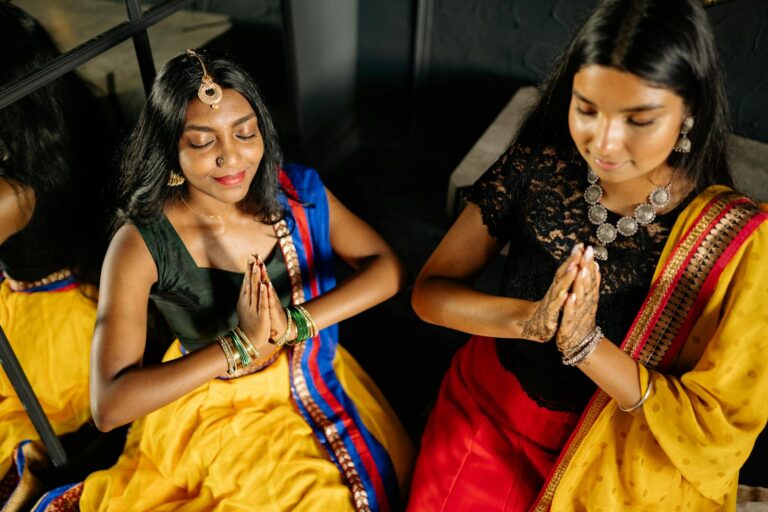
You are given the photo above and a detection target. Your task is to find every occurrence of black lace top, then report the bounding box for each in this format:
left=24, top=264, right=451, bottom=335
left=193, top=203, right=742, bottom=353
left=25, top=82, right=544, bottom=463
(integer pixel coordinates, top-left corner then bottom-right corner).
left=463, top=143, right=693, bottom=413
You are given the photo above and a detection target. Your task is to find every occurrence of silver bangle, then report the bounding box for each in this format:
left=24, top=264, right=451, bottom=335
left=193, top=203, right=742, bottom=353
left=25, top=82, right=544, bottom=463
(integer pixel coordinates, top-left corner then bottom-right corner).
left=618, top=379, right=654, bottom=413
left=561, top=326, right=603, bottom=366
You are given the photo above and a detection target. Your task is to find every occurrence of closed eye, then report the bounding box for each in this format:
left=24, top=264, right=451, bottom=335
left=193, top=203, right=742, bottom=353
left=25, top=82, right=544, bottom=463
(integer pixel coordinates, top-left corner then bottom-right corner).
left=190, top=140, right=214, bottom=149
left=628, top=118, right=655, bottom=127
left=575, top=106, right=596, bottom=117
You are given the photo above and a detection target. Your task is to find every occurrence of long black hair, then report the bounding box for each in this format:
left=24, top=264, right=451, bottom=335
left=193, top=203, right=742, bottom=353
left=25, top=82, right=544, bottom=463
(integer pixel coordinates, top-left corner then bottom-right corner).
left=518, top=0, right=733, bottom=190
left=116, top=50, right=284, bottom=226
left=0, top=3, right=116, bottom=285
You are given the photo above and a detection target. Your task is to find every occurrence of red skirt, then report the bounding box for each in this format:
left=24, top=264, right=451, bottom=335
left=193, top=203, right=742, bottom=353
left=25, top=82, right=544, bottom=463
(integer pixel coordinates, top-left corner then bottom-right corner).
left=407, top=337, right=579, bottom=511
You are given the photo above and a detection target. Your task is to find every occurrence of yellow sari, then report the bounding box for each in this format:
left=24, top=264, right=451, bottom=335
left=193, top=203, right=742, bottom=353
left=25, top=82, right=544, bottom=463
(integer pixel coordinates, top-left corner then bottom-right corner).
left=532, top=186, right=768, bottom=511
left=0, top=279, right=95, bottom=478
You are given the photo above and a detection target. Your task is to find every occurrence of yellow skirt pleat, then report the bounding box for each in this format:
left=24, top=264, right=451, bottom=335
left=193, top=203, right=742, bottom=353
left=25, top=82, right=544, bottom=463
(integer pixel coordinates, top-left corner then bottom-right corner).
left=80, top=341, right=413, bottom=511
left=0, top=280, right=96, bottom=476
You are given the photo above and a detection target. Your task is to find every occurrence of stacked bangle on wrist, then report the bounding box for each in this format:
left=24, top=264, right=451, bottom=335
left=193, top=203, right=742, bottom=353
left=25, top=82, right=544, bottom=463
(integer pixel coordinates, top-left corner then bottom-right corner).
left=560, top=326, right=603, bottom=366
left=294, top=305, right=318, bottom=342
left=217, top=335, right=237, bottom=376
left=270, top=304, right=318, bottom=347
left=217, top=326, right=263, bottom=376
left=232, top=326, right=261, bottom=361
left=270, top=308, right=295, bottom=347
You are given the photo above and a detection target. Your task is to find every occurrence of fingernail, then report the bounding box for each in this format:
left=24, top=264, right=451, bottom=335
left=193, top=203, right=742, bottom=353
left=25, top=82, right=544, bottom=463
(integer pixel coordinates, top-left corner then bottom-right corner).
left=569, top=293, right=577, bottom=303
left=571, top=243, right=584, bottom=256
left=558, top=289, right=567, bottom=298
left=585, top=246, right=594, bottom=261
left=568, top=263, right=576, bottom=273
left=580, top=267, right=588, bottom=278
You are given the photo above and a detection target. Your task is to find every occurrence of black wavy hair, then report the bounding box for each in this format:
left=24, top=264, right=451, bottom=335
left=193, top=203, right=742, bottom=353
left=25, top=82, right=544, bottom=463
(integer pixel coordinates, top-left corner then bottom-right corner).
left=116, top=50, right=284, bottom=226
left=0, top=2, right=116, bottom=285
left=518, top=0, right=733, bottom=191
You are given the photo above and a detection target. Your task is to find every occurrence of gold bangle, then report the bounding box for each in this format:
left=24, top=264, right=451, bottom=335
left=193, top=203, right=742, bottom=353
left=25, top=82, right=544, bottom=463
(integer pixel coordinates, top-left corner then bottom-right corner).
left=296, top=304, right=318, bottom=338
left=271, top=308, right=294, bottom=347
left=234, top=326, right=262, bottom=360
left=618, top=379, right=654, bottom=413
left=217, top=336, right=237, bottom=376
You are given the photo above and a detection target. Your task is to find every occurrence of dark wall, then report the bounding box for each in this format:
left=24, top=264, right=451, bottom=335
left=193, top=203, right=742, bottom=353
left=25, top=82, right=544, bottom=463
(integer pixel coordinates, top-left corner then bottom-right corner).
left=354, top=0, right=768, bottom=175
left=708, top=0, right=768, bottom=142
left=357, top=0, right=414, bottom=142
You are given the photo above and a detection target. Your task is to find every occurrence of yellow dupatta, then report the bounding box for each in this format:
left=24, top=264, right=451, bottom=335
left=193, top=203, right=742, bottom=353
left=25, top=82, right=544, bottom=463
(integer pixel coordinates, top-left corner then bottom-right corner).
left=533, top=186, right=768, bottom=511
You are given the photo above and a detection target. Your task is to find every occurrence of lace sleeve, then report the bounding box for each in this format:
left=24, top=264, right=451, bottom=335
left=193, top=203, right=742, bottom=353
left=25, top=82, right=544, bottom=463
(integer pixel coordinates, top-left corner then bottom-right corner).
left=462, top=143, right=535, bottom=242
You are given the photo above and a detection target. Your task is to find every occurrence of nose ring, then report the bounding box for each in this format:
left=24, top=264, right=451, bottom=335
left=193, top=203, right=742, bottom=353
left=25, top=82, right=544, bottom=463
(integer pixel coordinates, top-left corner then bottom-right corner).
left=216, top=156, right=224, bottom=168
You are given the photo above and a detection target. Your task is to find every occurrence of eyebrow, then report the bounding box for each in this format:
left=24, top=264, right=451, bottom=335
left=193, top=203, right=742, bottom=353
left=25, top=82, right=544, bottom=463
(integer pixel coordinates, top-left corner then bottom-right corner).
left=572, top=90, right=664, bottom=112
left=184, top=113, right=257, bottom=132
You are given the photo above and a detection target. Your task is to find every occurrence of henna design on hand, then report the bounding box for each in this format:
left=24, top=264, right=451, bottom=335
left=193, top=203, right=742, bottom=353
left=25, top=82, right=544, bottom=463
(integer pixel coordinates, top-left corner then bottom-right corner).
left=557, top=262, right=600, bottom=352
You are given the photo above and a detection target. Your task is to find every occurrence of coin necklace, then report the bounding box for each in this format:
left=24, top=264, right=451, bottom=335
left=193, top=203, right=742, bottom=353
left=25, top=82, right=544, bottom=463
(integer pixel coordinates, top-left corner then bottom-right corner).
left=583, top=169, right=672, bottom=261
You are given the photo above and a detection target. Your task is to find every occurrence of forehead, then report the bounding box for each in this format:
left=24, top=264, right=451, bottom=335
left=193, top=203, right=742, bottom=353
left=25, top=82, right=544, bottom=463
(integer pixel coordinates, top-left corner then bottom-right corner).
left=184, top=88, right=256, bottom=126
left=572, top=65, right=682, bottom=109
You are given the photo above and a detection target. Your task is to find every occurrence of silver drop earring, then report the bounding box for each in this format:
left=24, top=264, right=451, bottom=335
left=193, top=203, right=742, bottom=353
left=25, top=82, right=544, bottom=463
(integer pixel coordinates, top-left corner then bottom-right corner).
left=674, top=116, right=695, bottom=153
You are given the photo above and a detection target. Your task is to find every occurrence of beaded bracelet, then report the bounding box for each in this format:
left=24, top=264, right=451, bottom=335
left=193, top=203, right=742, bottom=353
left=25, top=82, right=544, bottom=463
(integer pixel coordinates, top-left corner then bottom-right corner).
left=618, top=378, right=655, bottom=413
left=561, top=326, right=603, bottom=366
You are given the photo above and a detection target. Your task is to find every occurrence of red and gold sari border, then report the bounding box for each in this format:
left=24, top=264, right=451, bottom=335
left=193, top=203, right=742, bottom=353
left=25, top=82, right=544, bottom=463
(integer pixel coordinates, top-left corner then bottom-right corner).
left=531, top=189, right=765, bottom=510
left=631, top=193, right=752, bottom=368
left=277, top=170, right=391, bottom=512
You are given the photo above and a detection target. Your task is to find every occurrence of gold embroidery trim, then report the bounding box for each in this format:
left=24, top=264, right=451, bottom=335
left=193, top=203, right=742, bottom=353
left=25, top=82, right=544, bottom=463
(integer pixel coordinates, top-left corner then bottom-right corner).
left=638, top=196, right=757, bottom=368
left=533, top=191, right=757, bottom=510
left=274, top=215, right=373, bottom=512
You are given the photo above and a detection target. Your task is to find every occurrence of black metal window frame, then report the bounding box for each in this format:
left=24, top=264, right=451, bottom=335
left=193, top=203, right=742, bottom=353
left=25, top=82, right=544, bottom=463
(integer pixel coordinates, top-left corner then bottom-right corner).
left=0, top=0, right=195, bottom=469
left=0, top=0, right=195, bottom=110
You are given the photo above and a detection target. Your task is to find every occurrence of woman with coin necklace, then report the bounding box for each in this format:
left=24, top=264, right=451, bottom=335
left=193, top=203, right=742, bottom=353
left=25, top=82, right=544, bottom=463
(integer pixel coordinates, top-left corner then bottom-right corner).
left=407, top=0, right=768, bottom=510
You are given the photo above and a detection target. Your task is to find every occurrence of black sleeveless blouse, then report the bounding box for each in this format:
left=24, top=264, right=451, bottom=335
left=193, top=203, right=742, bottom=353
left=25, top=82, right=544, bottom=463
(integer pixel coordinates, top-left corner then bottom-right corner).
left=135, top=215, right=291, bottom=353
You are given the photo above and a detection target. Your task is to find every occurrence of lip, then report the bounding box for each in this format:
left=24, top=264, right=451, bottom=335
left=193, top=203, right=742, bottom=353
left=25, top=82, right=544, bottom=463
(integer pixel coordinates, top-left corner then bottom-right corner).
left=593, top=157, right=626, bottom=171
left=213, top=171, right=246, bottom=186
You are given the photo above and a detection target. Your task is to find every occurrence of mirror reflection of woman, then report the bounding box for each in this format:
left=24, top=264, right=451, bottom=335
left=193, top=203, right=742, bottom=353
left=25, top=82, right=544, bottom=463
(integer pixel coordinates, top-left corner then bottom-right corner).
left=407, top=0, right=768, bottom=510
left=0, top=3, right=116, bottom=501
left=38, top=51, right=412, bottom=511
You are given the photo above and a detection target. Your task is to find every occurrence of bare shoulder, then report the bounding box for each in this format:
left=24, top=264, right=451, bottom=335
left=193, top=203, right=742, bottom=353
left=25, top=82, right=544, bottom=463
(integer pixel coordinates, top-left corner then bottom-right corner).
left=0, top=179, right=34, bottom=244
left=102, top=223, right=158, bottom=291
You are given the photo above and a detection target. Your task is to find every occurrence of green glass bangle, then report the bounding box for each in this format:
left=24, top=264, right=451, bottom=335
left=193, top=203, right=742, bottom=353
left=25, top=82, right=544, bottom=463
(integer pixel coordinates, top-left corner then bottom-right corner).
left=229, top=329, right=251, bottom=367
left=288, top=307, right=302, bottom=343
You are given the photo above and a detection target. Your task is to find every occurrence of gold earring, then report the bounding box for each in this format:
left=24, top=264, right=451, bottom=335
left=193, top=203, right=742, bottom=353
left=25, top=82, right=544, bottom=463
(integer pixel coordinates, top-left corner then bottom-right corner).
left=674, top=116, right=695, bottom=153
left=167, top=170, right=185, bottom=187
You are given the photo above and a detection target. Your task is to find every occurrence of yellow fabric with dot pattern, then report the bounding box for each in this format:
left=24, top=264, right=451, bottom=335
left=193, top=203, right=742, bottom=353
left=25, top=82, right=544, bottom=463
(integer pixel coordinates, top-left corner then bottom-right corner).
left=552, top=187, right=768, bottom=511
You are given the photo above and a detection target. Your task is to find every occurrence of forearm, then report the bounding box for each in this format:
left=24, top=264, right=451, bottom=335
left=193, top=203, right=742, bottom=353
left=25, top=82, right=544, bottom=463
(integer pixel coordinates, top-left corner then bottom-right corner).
left=92, top=342, right=227, bottom=431
left=576, top=337, right=643, bottom=409
left=412, top=275, right=536, bottom=339
left=301, top=253, right=406, bottom=330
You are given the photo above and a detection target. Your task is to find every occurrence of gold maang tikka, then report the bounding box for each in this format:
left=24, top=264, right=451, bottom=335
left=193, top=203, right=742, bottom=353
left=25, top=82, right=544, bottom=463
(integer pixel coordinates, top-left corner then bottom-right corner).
left=187, top=49, right=222, bottom=109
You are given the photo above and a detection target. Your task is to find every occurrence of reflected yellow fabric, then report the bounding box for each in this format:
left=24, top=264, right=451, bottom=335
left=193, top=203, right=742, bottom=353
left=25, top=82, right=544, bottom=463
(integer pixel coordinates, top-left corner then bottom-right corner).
left=80, top=341, right=413, bottom=511
left=552, top=187, right=768, bottom=511
left=0, top=281, right=95, bottom=476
